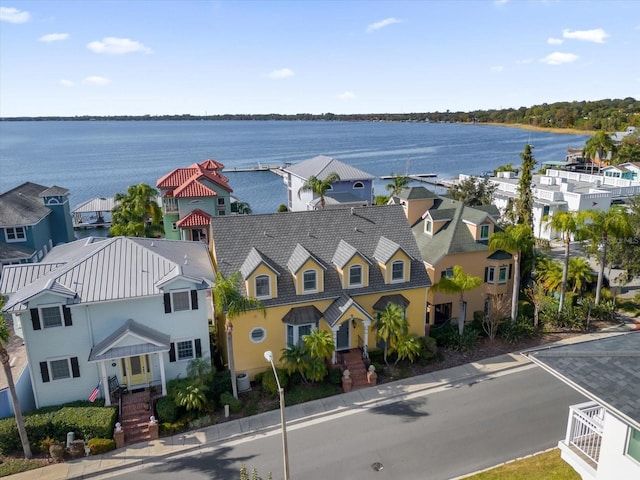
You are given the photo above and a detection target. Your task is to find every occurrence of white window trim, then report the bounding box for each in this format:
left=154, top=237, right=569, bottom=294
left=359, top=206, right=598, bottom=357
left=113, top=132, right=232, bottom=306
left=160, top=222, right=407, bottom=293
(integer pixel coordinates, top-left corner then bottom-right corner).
left=4, top=226, right=26, bottom=243
left=171, top=290, right=193, bottom=312
left=425, top=220, right=433, bottom=235
left=249, top=327, right=266, bottom=344
left=479, top=224, right=490, bottom=240
left=302, top=269, right=318, bottom=293
left=171, top=222, right=178, bottom=232
left=40, top=304, right=64, bottom=329
left=175, top=338, right=196, bottom=361
left=348, top=264, right=363, bottom=288
left=286, top=323, right=315, bottom=348
left=255, top=274, right=272, bottom=299
left=217, top=198, right=226, bottom=206
left=627, top=426, right=640, bottom=464
left=48, top=357, right=72, bottom=381
left=486, top=267, right=496, bottom=284
left=498, top=266, right=508, bottom=284
left=391, top=260, right=405, bottom=283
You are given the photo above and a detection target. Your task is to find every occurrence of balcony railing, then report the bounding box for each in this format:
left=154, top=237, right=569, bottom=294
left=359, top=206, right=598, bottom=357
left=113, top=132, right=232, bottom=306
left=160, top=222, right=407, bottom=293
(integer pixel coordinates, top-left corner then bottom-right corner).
left=566, top=402, right=604, bottom=467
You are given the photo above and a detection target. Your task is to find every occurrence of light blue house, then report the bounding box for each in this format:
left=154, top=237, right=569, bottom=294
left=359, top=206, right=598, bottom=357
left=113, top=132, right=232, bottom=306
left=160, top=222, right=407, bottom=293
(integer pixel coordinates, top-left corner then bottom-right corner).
left=0, top=182, right=75, bottom=270
left=0, top=236, right=215, bottom=409
left=0, top=321, right=36, bottom=419
left=283, top=155, right=375, bottom=211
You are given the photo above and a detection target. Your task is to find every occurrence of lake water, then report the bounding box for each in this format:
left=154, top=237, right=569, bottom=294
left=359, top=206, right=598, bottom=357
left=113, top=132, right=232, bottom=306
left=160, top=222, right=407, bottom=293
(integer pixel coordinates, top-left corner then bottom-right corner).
left=0, top=121, right=589, bottom=214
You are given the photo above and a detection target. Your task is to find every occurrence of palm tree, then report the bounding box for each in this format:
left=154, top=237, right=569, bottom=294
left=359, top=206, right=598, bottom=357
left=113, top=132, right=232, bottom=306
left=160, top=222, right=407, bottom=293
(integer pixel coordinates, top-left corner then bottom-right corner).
left=212, top=271, right=265, bottom=398
left=302, top=329, right=334, bottom=361
left=543, top=210, right=586, bottom=312
left=488, top=223, right=534, bottom=322
left=567, top=257, right=595, bottom=294
left=280, top=344, right=310, bottom=383
left=583, top=130, right=616, bottom=171
left=385, top=173, right=410, bottom=197
left=535, top=255, right=563, bottom=294
left=430, top=266, right=482, bottom=335
left=110, top=183, right=163, bottom=237
left=299, top=173, right=340, bottom=209
left=582, top=206, right=632, bottom=304
left=0, top=297, right=32, bottom=459
left=375, top=303, right=407, bottom=365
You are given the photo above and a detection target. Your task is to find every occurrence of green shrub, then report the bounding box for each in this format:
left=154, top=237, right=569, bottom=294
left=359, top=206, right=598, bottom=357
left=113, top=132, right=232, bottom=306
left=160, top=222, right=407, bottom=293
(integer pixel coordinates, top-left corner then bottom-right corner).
left=87, top=437, right=116, bottom=455
left=328, top=367, right=342, bottom=385
left=500, top=317, right=536, bottom=345
left=261, top=367, right=288, bottom=396
left=211, top=370, right=232, bottom=399
left=416, top=336, right=438, bottom=365
left=155, top=396, right=179, bottom=423
left=220, top=392, right=243, bottom=414
left=429, top=322, right=457, bottom=347
left=159, top=420, right=187, bottom=435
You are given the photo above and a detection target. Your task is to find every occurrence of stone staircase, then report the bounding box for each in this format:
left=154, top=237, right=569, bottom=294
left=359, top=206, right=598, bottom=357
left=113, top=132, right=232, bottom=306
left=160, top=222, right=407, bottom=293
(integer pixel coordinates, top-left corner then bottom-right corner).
left=340, top=349, right=369, bottom=391
left=121, top=390, right=153, bottom=445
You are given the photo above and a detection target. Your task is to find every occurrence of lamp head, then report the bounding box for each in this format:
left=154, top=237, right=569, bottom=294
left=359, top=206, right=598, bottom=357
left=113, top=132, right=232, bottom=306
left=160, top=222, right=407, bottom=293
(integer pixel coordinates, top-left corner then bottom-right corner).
left=264, top=350, right=274, bottom=362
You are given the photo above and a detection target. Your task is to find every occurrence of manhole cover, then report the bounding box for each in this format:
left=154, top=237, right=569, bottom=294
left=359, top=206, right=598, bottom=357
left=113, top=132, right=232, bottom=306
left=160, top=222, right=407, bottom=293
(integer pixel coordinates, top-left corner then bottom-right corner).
left=371, top=462, right=384, bottom=471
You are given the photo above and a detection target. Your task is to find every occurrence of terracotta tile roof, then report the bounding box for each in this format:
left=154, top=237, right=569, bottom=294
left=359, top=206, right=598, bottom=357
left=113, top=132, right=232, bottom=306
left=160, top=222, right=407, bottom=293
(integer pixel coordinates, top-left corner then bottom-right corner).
left=198, top=159, right=225, bottom=171
left=156, top=162, right=231, bottom=194
left=173, top=175, right=219, bottom=198
left=176, top=209, right=212, bottom=227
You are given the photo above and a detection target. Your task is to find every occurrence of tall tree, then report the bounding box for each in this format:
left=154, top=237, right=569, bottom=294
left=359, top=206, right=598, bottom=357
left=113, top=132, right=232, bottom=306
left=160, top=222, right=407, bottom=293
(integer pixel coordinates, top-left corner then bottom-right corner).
left=516, top=144, right=536, bottom=229
left=375, top=303, right=407, bottom=366
left=430, top=266, right=482, bottom=335
left=614, top=131, right=640, bottom=164
left=582, top=206, right=632, bottom=304
left=212, top=272, right=265, bottom=398
left=488, top=223, right=534, bottom=322
left=543, top=211, right=587, bottom=312
left=299, top=173, right=341, bottom=209
left=385, top=173, right=410, bottom=197
left=447, top=177, right=496, bottom=206
left=110, top=183, right=163, bottom=237
left=0, top=297, right=32, bottom=459
left=583, top=130, right=616, bottom=169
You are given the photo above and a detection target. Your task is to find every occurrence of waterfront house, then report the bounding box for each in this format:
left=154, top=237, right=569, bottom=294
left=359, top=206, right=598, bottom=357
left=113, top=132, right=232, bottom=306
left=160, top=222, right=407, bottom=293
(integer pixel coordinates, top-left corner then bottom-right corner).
left=0, top=236, right=215, bottom=409
left=601, top=162, right=640, bottom=182
left=526, top=332, right=640, bottom=480
left=209, top=205, right=430, bottom=380
left=0, top=182, right=75, bottom=270
left=390, top=187, right=514, bottom=327
left=156, top=159, right=233, bottom=242
left=0, top=320, right=36, bottom=419
left=282, top=155, right=375, bottom=211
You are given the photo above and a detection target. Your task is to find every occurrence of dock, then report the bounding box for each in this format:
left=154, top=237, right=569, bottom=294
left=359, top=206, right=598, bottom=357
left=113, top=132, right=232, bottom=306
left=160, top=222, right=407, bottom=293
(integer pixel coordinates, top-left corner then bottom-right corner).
left=72, top=197, right=115, bottom=230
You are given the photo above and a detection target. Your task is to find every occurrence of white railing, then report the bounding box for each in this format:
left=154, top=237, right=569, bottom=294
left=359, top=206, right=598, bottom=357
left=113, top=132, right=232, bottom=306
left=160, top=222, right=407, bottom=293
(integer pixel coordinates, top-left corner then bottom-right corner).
left=567, top=402, right=604, bottom=466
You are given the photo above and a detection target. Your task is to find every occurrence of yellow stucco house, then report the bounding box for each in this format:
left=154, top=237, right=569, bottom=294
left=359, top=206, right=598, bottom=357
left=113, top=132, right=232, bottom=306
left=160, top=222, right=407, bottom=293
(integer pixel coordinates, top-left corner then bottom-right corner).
left=391, top=187, right=514, bottom=328
left=209, top=205, right=431, bottom=379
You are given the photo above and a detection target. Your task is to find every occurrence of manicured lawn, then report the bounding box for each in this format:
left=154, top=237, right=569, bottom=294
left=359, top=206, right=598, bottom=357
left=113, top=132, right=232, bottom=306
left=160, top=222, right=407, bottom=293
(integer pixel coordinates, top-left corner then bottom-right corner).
left=463, top=449, right=580, bottom=480
left=0, top=456, right=49, bottom=477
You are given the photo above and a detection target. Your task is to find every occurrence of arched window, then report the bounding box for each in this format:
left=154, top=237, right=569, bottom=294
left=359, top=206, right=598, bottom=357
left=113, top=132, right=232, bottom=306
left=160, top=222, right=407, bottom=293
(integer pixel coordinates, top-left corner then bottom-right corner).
left=255, top=275, right=271, bottom=298
left=303, top=269, right=317, bottom=292
left=353, top=182, right=364, bottom=189
left=349, top=264, right=363, bottom=287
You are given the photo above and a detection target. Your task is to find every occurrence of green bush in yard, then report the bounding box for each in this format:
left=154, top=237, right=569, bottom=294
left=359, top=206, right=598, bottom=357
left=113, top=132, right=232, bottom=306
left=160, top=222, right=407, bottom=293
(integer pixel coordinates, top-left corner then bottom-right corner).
left=500, top=317, right=536, bottom=345
left=87, top=437, right=116, bottom=455
left=416, top=335, right=438, bottom=365
left=156, top=395, right=179, bottom=423
left=211, top=370, right=233, bottom=399
left=261, top=367, right=288, bottom=396
left=220, top=392, right=243, bottom=413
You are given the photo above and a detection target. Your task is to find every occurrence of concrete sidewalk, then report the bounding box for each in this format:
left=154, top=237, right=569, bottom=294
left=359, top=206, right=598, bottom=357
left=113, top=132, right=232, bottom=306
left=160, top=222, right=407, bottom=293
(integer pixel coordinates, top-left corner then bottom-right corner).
left=9, top=329, right=634, bottom=480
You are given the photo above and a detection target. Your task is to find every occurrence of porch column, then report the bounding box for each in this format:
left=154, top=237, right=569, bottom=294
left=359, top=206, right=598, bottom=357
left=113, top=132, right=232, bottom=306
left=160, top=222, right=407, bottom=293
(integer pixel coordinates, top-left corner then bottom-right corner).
left=362, top=321, right=370, bottom=359
left=158, top=352, right=167, bottom=396
left=332, top=328, right=338, bottom=364
left=100, top=361, right=111, bottom=406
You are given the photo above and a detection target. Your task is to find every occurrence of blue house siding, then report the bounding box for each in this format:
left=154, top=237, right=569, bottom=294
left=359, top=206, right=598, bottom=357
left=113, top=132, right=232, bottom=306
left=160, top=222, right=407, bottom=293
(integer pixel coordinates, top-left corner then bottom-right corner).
left=0, top=364, right=35, bottom=420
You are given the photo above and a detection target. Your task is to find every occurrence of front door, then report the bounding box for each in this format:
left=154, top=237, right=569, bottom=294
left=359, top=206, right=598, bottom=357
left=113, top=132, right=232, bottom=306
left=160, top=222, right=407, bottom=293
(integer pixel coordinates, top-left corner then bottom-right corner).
left=122, top=355, right=151, bottom=387
left=336, top=321, right=350, bottom=351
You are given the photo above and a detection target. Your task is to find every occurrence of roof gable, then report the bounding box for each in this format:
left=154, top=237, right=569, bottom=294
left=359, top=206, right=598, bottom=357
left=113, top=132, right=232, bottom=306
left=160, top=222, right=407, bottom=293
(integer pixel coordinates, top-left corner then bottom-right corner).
left=157, top=162, right=232, bottom=195
left=287, top=243, right=325, bottom=274
left=0, top=182, right=54, bottom=226
left=240, top=247, right=280, bottom=279
left=176, top=208, right=212, bottom=227
left=284, top=155, right=375, bottom=181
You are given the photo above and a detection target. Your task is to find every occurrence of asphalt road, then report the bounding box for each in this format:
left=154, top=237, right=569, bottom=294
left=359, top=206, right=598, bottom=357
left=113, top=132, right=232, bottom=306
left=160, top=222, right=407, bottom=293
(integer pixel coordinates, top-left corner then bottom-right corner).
left=108, top=365, right=585, bottom=480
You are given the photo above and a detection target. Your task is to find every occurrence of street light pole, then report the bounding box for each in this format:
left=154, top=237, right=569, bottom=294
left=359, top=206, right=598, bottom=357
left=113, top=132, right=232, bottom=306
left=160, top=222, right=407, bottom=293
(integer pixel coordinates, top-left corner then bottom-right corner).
left=264, top=350, right=290, bottom=480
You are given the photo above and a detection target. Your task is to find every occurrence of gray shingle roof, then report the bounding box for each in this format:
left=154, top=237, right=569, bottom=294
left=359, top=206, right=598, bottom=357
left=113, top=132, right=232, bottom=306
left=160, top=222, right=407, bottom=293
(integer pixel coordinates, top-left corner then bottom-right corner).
left=211, top=205, right=431, bottom=308
left=1, top=237, right=215, bottom=312
left=0, top=182, right=53, bottom=226
left=397, top=186, right=439, bottom=200
left=323, top=293, right=374, bottom=327
left=39, top=186, right=69, bottom=197
left=287, top=244, right=325, bottom=274
left=240, top=247, right=279, bottom=279
left=284, top=155, right=375, bottom=181
left=373, top=236, right=410, bottom=264
left=526, top=332, right=640, bottom=430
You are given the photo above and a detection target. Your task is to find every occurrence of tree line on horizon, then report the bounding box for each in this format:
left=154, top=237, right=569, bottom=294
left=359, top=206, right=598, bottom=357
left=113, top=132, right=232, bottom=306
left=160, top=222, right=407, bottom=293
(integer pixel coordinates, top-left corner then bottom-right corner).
left=2, top=97, right=639, bottom=132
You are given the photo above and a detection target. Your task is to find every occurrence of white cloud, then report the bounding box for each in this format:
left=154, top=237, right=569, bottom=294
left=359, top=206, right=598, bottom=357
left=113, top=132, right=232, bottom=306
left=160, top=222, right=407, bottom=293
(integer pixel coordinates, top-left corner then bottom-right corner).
left=562, top=28, right=609, bottom=43
left=547, top=37, right=563, bottom=45
left=540, top=52, right=579, bottom=65
left=366, top=17, right=402, bottom=33
left=268, top=68, right=294, bottom=79
left=0, top=6, right=30, bottom=23
left=490, top=66, right=504, bottom=72
left=494, top=0, right=509, bottom=5
left=59, top=79, right=75, bottom=87
left=39, top=33, right=70, bottom=43
left=338, top=91, right=356, bottom=100
left=87, top=37, right=152, bottom=55
left=83, top=76, right=111, bottom=86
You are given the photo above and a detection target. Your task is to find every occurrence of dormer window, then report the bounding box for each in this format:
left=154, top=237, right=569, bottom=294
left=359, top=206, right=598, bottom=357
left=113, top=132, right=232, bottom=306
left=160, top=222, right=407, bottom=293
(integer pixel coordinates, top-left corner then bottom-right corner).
left=353, top=182, right=364, bottom=189
left=425, top=220, right=432, bottom=234
left=255, top=275, right=271, bottom=299
left=164, top=290, right=199, bottom=313
left=349, top=264, right=363, bottom=287
left=391, top=260, right=405, bottom=282
left=5, top=227, right=26, bottom=242
left=303, top=270, right=317, bottom=293
left=480, top=224, right=490, bottom=240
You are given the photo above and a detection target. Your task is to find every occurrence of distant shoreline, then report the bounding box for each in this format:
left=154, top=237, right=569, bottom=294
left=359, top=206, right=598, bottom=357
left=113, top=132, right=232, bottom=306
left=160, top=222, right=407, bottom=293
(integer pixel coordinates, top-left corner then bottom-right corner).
left=481, top=122, right=594, bottom=136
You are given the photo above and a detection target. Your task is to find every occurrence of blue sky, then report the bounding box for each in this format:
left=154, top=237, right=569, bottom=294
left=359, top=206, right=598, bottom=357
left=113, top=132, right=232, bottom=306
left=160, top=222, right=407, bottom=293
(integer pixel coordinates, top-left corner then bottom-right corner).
left=1, top=0, right=639, bottom=117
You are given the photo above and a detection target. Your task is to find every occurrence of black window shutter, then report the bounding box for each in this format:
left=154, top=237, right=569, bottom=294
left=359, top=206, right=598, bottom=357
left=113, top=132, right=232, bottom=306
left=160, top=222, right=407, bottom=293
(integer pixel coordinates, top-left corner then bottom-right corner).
left=164, top=293, right=172, bottom=313
left=484, top=267, right=489, bottom=282
left=40, top=362, right=50, bottom=383
left=31, top=309, right=41, bottom=330
left=169, top=343, right=176, bottom=362
left=190, top=289, right=199, bottom=310
left=63, top=306, right=73, bottom=326
left=508, top=264, right=513, bottom=279
left=71, top=357, right=80, bottom=378
left=195, top=338, right=202, bottom=358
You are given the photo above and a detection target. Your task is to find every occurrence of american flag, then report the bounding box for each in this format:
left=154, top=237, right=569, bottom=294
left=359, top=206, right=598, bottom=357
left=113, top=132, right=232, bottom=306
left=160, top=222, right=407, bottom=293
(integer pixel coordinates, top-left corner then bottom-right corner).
left=88, top=382, right=100, bottom=402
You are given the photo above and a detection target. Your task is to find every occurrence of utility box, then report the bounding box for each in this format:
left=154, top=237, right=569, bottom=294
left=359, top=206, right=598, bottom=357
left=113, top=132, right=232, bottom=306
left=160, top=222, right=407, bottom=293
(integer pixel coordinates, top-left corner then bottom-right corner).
left=237, top=373, right=251, bottom=392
